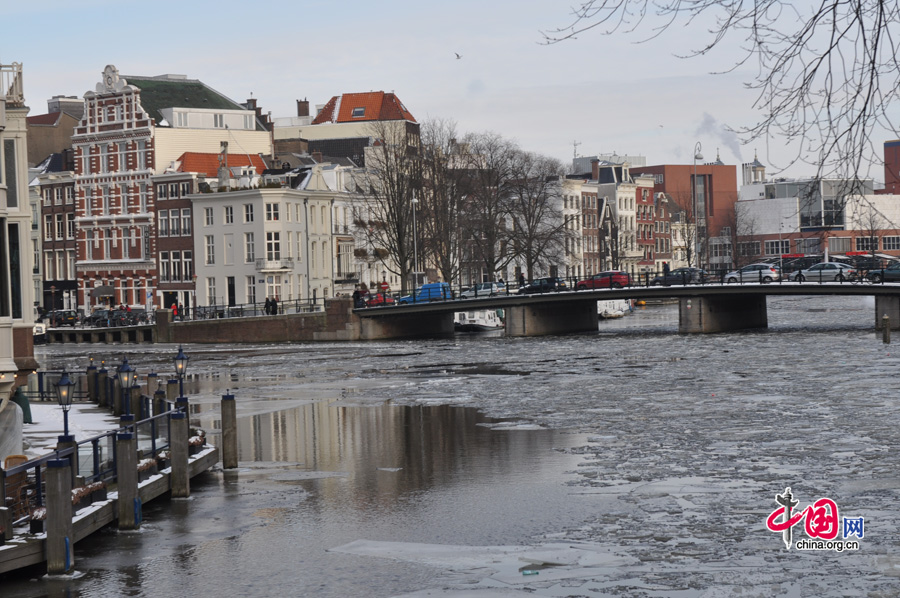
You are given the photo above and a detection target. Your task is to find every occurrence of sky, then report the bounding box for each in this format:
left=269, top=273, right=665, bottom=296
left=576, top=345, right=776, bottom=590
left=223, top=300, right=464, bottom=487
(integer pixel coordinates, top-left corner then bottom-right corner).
left=1, top=0, right=889, bottom=183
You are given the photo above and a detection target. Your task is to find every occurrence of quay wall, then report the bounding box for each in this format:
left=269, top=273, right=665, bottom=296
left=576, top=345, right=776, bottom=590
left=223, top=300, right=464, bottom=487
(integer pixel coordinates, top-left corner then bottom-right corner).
left=47, top=298, right=361, bottom=345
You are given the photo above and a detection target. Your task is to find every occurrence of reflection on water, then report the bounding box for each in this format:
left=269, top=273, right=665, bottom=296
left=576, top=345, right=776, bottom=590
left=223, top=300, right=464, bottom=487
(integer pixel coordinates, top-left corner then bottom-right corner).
left=3, top=402, right=588, bottom=598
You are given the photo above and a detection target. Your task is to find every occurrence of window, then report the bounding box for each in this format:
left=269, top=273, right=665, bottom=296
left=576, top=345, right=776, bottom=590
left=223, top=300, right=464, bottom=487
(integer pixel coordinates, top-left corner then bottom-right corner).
left=243, top=114, right=253, bottom=130
left=856, top=236, right=878, bottom=252
left=157, top=184, right=168, bottom=200
left=205, top=235, right=215, bottom=265
left=204, top=207, right=213, bottom=226
left=828, top=237, right=851, bottom=253
left=266, top=203, right=280, bottom=221
left=181, top=208, right=192, bottom=235
left=67, top=213, right=75, bottom=239
left=55, top=188, right=63, bottom=205
left=43, top=215, right=52, bottom=241
left=244, top=232, right=255, bottom=262
left=137, top=140, right=147, bottom=170
left=224, top=205, right=234, bottom=224
left=55, top=214, right=64, bottom=240
left=101, top=186, right=110, bottom=214
left=214, top=114, right=224, bottom=128
left=158, top=212, right=168, bottom=236
left=172, top=251, right=182, bottom=281
left=183, top=251, right=193, bottom=281
left=764, top=240, right=790, bottom=255
left=883, top=236, right=900, bottom=251
left=180, top=182, right=191, bottom=197
left=177, top=112, right=188, bottom=127
left=351, top=107, right=365, bottom=118
left=43, top=189, right=52, bottom=205
left=244, top=204, right=254, bottom=223
left=170, top=209, right=180, bottom=236
left=120, top=184, right=129, bottom=214
left=122, top=228, right=131, bottom=259
left=246, top=276, right=256, bottom=304
left=85, top=230, right=94, bottom=260
left=139, top=184, right=148, bottom=212
left=207, top=278, right=217, bottom=303
left=266, top=231, right=281, bottom=260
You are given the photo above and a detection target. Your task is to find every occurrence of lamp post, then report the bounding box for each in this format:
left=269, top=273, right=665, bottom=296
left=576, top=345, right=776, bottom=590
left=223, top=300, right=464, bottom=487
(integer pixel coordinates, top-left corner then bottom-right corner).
left=411, top=196, right=419, bottom=291
left=50, top=285, right=57, bottom=312
left=55, top=370, right=76, bottom=441
left=192, top=273, right=198, bottom=320
left=174, top=345, right=189, bottom=400
left=692, top=142, right=704, bottom=268
left=118, top=357, right=136, bottom=418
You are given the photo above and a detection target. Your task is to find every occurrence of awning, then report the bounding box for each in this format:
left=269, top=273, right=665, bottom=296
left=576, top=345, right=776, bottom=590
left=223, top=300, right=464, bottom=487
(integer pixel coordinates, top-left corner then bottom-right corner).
left=90, top=285, right=115, bottom=298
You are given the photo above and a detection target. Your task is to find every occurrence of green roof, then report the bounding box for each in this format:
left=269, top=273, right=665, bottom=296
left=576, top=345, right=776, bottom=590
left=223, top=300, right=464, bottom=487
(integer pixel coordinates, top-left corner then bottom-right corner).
left=125, top=75, right=265, bottom=131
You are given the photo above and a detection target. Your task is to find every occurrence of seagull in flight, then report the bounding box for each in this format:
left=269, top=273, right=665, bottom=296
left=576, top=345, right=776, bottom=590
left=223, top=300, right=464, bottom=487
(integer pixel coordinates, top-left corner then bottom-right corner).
left=455, top=52, right=462, bottom=59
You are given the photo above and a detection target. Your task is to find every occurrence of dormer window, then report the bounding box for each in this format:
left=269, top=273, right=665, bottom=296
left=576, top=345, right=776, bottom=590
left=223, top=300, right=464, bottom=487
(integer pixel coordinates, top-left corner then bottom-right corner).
left=351, top=107, right=365, bottom=118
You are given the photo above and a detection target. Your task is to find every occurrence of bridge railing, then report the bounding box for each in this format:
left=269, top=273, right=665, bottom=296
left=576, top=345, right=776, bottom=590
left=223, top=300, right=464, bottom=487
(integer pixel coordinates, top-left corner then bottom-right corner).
left=357, top=261, right=900, bottom=309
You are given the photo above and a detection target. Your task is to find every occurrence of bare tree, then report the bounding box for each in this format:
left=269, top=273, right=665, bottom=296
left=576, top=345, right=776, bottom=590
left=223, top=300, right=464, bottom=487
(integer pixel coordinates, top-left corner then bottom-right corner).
left=503, top=151, right=572, bottom=279
left=352, top=120, right=421, bottom=294
left=730, top=200, right=761, bottom=269
left=543, top=1, right=900, bottom=179
left=460, top=132, right=519, bottom=280
left=850, top=196, right=888, bottom=266
left=665, top=188, right=698, bottom=268
left=417, top=119, right=470, bottom=286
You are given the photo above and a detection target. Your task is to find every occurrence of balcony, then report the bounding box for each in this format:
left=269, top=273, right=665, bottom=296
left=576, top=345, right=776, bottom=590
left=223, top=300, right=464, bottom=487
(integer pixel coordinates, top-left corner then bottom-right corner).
left=255, top=257, right=294, bottom=271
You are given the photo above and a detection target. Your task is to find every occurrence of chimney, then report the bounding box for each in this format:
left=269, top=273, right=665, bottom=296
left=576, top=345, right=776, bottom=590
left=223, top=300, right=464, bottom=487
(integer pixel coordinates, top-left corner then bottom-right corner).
left=312, top=151, right=323, bottom=163
left=591, top=159, right=600, bottom=180
left=297, top=98, right=310, bottom=117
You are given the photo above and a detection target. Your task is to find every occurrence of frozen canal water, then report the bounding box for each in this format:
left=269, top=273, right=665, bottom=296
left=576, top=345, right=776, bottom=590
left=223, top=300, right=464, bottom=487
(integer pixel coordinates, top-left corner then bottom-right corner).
left=5, top=295, right=900, bottom=597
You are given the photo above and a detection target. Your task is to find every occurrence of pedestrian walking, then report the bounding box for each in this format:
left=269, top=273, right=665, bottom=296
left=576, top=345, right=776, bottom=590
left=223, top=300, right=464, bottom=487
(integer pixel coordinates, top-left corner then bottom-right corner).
left=271, top=297, right=278, bottom=315
left=264, top=297, right=272, bottom=315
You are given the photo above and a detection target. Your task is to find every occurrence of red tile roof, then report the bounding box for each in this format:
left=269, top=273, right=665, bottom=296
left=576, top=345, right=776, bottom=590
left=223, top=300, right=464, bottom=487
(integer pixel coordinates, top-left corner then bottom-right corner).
left=177, top=152, right=267, bottom=177
left=311, top=91, right=416, bottom=125
left=27, top=112, right=62, bottom=126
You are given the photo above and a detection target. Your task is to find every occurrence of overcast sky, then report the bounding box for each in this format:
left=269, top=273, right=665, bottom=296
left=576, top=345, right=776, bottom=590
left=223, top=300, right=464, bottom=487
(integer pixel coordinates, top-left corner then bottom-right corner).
left=2, top=0, right=889, bottom=182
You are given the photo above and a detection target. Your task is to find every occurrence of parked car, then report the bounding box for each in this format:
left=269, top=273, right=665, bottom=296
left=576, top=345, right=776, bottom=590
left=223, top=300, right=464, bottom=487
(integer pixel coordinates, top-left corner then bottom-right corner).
left=791, top=262, right=857, bottom=282
left=460, top=282, right=506, bottom=298
left=87, top=309, right=111, bottom=327
left=576, top=271, right=630, bottom=290
left=650, top=267, right=709, bottom=286
left=867, top=262, right=900, bottom=283
left=723, top=263, right=782, bottom=283
left=47, top=309, right=78, bottom=327
left=518, top=277, right=568, bottom=294
left=398, top=282, right=454, bottom=304
left=365, top=292, right=396, bottom=307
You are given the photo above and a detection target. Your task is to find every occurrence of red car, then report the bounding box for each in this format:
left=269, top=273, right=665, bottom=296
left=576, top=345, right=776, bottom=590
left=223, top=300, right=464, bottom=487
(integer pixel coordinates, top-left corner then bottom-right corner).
left=365, top=292, right=395, bottom=307
left=576, top=271, right=631, bottom=290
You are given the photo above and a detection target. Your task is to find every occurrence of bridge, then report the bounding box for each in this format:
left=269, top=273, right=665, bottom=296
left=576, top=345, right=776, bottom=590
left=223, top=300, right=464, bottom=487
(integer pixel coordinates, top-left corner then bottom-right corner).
left=354, top=281, right=900, bottom=339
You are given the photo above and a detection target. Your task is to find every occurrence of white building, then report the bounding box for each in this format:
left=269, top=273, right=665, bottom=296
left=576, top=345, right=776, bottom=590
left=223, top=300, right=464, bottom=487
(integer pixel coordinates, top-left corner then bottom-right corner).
left=0, top=61, right=37, bottom=423
left=190, top=168, right=336, bottom=309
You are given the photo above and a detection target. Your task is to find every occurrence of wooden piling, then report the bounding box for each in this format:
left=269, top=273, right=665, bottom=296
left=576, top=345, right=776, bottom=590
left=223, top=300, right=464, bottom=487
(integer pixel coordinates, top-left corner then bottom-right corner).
left=86, top=366, right=97, bottom=402
left=97, top=369, right=108, bottom=407
left=883, top=314, right=891, bottom=344
left=46, top=459, right=74, bottom=574
left=222, top=392, right=237, bottom=469
left=116, top=433, right=140, bottom=530
left=170, top=411, right=190, bottom=498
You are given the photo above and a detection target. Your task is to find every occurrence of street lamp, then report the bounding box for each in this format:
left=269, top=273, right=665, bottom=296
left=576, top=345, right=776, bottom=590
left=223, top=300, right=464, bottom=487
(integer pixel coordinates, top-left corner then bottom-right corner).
left=55, top=370, right=76, bottom=441
left=411, top=196, right=419, bottom=290
left=118, top=357, right=136, bottom=418
left=692, top=142, right=704, bottom=268
left=174, top=345, right=189, bottom=400
left=192, top=273, right=198, bottom=320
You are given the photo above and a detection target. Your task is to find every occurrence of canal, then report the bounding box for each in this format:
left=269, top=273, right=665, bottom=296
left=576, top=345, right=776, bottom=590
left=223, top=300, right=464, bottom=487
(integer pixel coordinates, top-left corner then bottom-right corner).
left=4, top=295, right=898, bottom=597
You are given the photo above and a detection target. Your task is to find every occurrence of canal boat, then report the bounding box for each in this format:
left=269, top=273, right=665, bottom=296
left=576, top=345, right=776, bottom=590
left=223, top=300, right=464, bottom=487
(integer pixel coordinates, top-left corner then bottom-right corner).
left=598, top=299, right=633, bottom=319
left=454, top=308, right=505, bottom=332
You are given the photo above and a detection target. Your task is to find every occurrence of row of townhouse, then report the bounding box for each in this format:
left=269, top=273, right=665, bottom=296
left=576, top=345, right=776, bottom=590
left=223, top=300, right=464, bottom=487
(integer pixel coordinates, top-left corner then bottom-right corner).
left=27, top=65, right=413, bottom=315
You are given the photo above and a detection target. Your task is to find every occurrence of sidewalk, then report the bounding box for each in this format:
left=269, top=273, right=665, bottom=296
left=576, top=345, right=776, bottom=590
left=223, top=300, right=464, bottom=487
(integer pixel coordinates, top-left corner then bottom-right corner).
left=20, top=401, right=121, bottom=459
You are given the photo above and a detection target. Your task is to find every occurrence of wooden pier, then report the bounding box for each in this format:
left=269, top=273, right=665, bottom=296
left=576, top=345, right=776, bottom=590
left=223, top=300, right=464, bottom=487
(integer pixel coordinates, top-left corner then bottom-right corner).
left=0, top=445, right=218, bottom=574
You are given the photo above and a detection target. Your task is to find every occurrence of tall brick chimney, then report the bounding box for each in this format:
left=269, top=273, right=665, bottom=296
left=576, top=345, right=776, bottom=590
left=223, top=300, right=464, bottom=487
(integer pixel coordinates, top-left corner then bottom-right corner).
left=297, top=98, right=310, bottom=117
left=591, top=159, right=600, bottom=180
